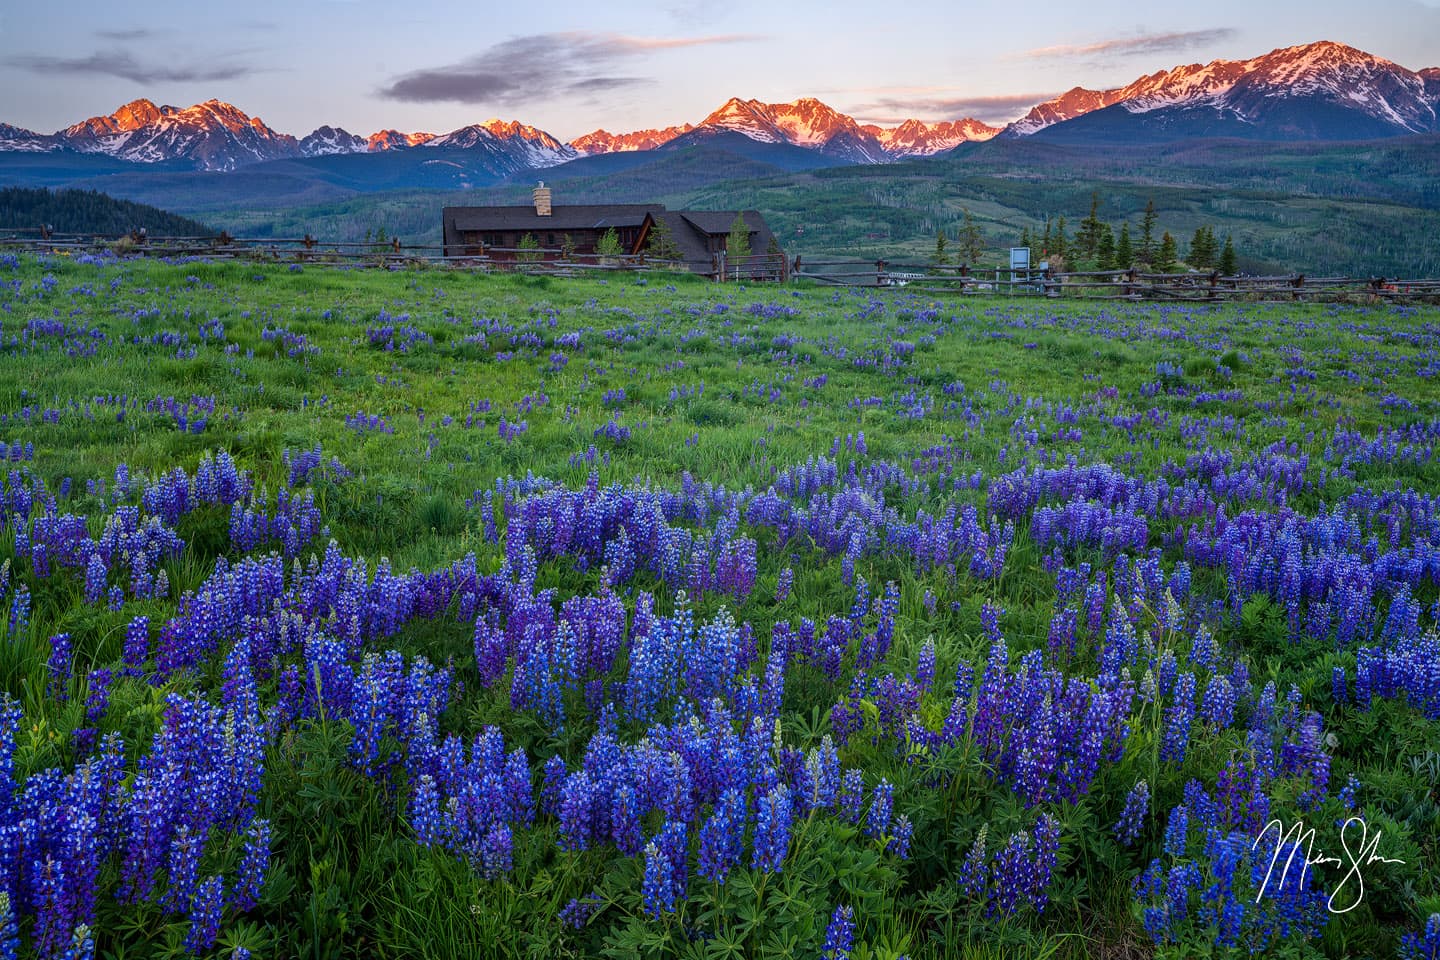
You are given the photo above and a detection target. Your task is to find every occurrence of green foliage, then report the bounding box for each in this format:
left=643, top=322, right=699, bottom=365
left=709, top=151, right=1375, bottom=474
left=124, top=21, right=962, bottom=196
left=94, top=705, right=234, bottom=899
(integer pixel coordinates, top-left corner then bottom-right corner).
left=1076, top=191, right=1103, bottom=263
left=1051, top=216, right=1069, bottom=262
left=1115, top=222, right=1133, bottom=270
left=516, top=232, right=542, bottom=263
left=1220, top=233, right=1238, bottom=275
left=1140, top=198, right=1158, bottom=264
left=1095, top=223, right=1116, bottom=271
left=644, top=217, right=683, bottom=261
left=957, top=207, right=983, bottom=264
left=726, top=211, right=752, bottom=262
left=1188, top=225, right=1218, bottom=270
left=1156, top=231, right=1178, bottom=273
left=595, top=227, right=623, bottom=258
left=0, top=186, right=213, bottom=236
left=930, top=230, right=950, bottom=267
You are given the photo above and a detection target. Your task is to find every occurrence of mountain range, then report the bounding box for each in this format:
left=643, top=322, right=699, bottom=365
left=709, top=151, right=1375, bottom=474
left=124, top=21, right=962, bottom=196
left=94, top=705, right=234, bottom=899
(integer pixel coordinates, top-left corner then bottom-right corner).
left=0, top=40, right=1435, bottom=175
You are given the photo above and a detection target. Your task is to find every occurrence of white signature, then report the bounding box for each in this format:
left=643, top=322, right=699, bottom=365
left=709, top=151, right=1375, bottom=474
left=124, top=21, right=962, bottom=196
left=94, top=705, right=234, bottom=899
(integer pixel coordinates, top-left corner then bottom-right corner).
left=1252, top=817, right=1406, bottom=914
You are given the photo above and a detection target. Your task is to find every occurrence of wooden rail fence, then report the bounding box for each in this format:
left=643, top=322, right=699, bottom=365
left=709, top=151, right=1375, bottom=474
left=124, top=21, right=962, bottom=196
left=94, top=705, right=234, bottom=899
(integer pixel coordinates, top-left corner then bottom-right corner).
left=2, top=230, right=1436, bottom=302
left=792, top=257, right=1440, bottom=302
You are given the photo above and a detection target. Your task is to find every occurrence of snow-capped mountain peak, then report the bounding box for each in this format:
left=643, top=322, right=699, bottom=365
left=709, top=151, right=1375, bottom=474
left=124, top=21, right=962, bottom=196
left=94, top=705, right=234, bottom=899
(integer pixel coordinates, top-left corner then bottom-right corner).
left=698, top=97, right=786, bottom=142
left=366, top=129, right=437, bottom=151
left=1007, top=40, right=1440, bottom=138
left=299, top=125, right=367, bottom=157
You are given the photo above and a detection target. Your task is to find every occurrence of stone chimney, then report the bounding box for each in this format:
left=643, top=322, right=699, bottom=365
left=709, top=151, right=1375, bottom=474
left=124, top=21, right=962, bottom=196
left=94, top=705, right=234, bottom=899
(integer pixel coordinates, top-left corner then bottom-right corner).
left=533, top=181, right=552, bottom=217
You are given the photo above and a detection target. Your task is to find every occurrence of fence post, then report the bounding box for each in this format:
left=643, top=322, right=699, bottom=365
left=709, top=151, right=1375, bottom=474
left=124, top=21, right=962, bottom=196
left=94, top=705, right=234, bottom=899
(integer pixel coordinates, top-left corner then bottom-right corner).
left=875, top=260, right=887, bottom=287
left=1291, top=274, right=1305, bottom=301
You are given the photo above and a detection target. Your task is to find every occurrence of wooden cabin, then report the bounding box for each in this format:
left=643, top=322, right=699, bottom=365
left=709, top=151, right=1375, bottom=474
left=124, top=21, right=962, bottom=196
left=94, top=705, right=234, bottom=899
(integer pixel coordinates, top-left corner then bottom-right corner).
left=442, top=184, right=781, bottom=275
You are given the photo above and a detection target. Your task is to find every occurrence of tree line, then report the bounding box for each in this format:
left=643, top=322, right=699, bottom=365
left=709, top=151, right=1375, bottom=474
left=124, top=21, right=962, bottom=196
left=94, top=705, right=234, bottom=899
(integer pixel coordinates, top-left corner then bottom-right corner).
left=1019, top=195, right=1237, bottom=274
left=0, top=187, right=213, bottom=238
left=930, top=195, right=1239, bottom=275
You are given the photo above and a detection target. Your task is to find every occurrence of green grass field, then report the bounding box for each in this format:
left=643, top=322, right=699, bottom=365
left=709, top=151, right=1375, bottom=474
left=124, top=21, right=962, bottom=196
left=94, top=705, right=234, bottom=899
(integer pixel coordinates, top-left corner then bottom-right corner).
left=1, top=251, right=1438, bottom=960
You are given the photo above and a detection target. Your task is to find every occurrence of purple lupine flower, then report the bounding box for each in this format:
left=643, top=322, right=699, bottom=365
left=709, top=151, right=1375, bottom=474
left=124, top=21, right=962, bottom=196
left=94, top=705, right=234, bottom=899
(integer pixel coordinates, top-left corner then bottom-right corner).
left=559, top=893, right=603, bottom=929
left=821, top=905, right=855, bottom=960
left=775, top=566, right=794, bottom=603
left=234, top=818, right=271, bottom=912
left=122, top=615, right=150, bottom=674
left=1161, top=673, right=1197, bottom=764
left=84, top=552, right=107, bottom=604
left=0, top=893, right=17, bottom=960
left=752, top=784, right=792, bottom=873
left=1399, top=913, right=1440, bottom=960
left=1337, top=775, right=1360, bottom=813
left=611, top=786, right=643, bottom=857
left=1030, top=813, right=1061, bottom=913
left=1203, top=674, right=1235, bottom=730
left=479, top=822, right=513, bottom=879
left=866, top=780, right=894, bottom=838
left=184, top=875, right=225, bottom=954
left=84, top=669, right=112, bottom=725
left=991, top=829, right=1033, bottom=917
left=887, top=814, right=914, bottom=859
left=410, top=774, right=446, bottom=847
left=1162, top=805, right=1189, bottom=858
left=164, top=826, right=203, bottom=913
left=697, top=789, right=745, bottom=884
left=915, top=638, right=936, bottom=691
left=1114, top=780, right=1150, bottom=846
left=642, top=840, right=673, bottom=919
left=952, top=658, right=973, bottom=706
left=958, top=826, right=989, bottom=901
left=47, top=632, right=74, bottom=699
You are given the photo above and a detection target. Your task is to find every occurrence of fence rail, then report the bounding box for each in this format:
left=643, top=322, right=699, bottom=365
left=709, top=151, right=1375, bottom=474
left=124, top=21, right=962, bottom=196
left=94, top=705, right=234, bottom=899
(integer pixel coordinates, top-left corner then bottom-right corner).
left=792, top=256, right=1440, bottom=302
left=2, top=230, right=1437, bottom=301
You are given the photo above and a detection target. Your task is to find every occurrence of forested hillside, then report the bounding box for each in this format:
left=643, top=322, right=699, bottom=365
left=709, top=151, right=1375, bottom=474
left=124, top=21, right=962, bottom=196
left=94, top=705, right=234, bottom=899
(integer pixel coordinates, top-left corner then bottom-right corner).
left=0, top=187, right=213, bottom=237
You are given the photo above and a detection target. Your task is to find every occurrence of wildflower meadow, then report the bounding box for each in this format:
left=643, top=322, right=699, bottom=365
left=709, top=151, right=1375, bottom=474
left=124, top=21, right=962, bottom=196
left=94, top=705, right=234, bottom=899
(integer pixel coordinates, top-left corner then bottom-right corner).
left=0, top=250, right=1437, bottom=959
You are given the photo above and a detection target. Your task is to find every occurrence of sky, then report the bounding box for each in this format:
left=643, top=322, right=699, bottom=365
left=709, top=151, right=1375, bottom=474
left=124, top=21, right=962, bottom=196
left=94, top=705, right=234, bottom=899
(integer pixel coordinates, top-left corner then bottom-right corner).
left=2, top=0, right=1438, bottom=140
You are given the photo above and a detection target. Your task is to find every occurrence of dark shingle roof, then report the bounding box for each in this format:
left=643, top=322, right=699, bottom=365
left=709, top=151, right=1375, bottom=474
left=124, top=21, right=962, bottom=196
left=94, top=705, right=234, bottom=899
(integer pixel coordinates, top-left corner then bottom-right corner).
left=447, top=204, right=660, bottom=232
left=442, top=203, right=783, bottom=269
left=679, top=211, right=755, bottom=235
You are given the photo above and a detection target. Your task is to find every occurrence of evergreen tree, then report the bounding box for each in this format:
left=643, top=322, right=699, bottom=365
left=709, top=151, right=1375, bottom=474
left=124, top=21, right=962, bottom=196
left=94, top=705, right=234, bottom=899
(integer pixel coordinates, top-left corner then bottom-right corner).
left=1041, top=217, right=1053, bottom=257
left=1096, top=223, right=1116, bottom=270
left=1077, top=191, right=1103, bottom=262
left=1019, top=226, right=1033, bottom=252
left=931, top=230, right=950, bottom=266
left=561, top=233, right=577, bottom=260
left=958, top=207, right=984, bottom=264
left=1140, top=198, right=1157, bottom=263
left=1053, top=216, right=1069, bottom=261
left=1116, top=222, right=1133, bottom=269
left=1188, top=226, right=1217, bottom=270
left=1220, top=234, right=1237, bottom=275
left=645, top=216, right=683, bottom=261
left=726, top=212, right=752, bottom=262
left=1156, top=231, right=1178, bottom=273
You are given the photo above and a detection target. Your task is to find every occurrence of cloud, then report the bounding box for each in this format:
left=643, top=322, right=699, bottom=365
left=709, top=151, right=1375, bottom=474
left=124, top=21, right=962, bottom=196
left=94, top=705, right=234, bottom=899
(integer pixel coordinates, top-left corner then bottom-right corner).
left=378, top=31, right=757, bottom=105
left=9, top=49, right=253, bottom=84
left=847, top=92, right=1061, bottom=125
left=1023, top=28, right=1237, bottom=61
left=94, top=28, right=156, bottom=42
